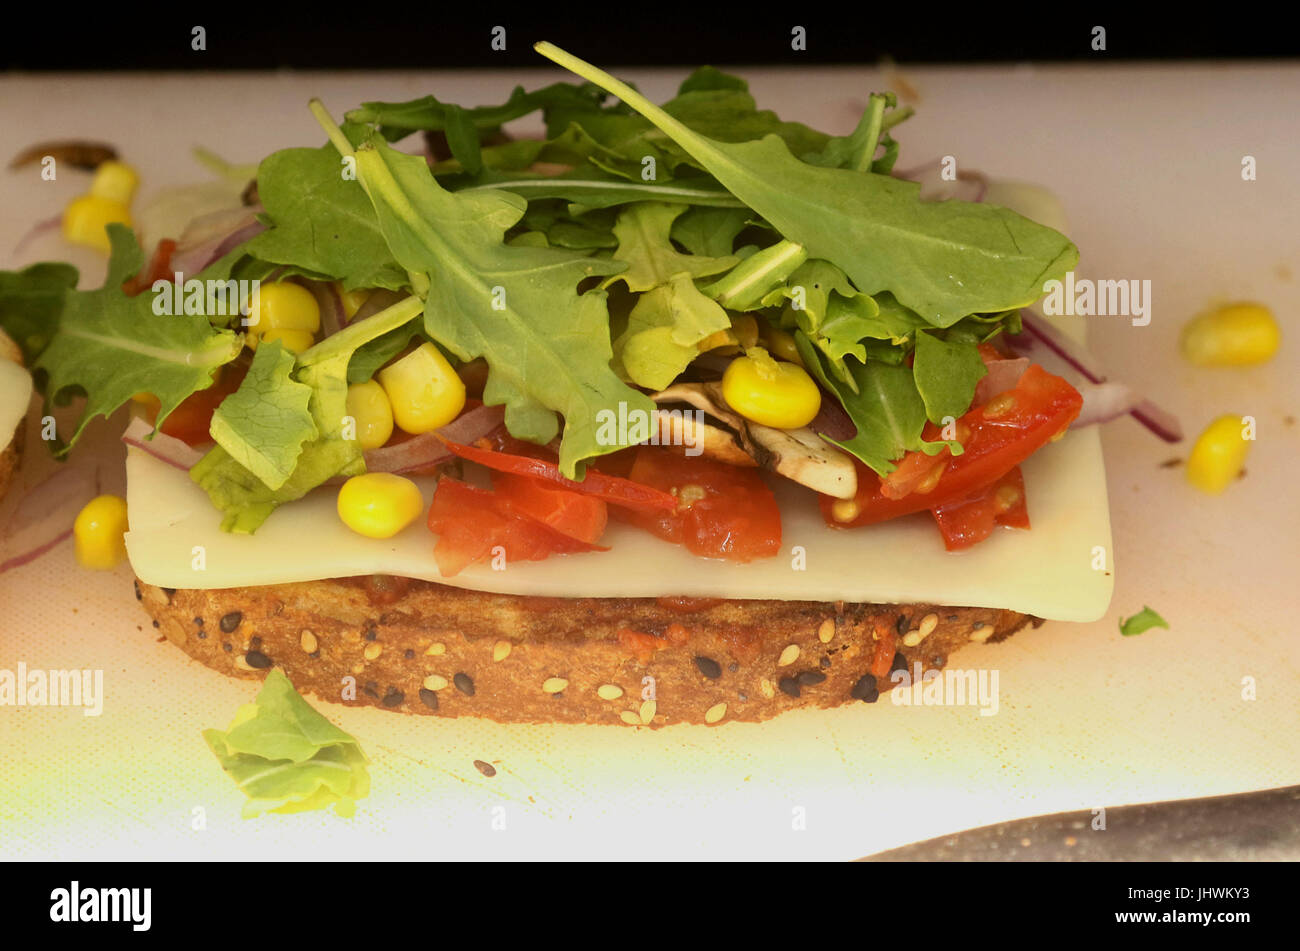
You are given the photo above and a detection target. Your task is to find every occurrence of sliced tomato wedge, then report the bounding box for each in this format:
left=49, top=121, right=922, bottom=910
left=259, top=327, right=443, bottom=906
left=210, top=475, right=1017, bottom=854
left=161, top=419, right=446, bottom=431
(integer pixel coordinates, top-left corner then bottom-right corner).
left=426, top=478, right=607, bottom=577
left=491, top=471, right=608, bottom=544
left=122, top=238, right=177, bottom=297
left=930, top=466, right=1029, bottom=551
left=822, top=363, right=1082, bottom=528
left=615, top=446, right=782, bottom=562
left=438, top=438, right=676, bottom=513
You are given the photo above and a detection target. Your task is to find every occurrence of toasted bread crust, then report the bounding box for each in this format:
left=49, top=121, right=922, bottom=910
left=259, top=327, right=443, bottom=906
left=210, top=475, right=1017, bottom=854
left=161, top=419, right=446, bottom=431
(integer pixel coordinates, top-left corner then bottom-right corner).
left=0, top=427, right=21, bottom=503
left=136, top=575, right=1038, bottom=726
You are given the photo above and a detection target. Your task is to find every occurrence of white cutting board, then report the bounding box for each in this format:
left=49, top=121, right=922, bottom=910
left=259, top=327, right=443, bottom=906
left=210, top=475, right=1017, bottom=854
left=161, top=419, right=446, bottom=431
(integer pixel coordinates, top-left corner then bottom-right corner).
left=1, top=62, right=1297, bottom=861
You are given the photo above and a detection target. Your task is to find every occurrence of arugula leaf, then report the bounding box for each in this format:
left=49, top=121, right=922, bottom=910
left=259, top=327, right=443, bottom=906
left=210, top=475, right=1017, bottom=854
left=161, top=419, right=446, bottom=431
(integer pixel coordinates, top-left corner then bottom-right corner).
left=0, top=262, right=79, bottom=364
left=703, top=239, right=808, bottom=311
left=676, top=65, right=749, bottom=95
left=536, top=42, right=1077, bottom=325
left=240, top=146, right=408, bottom=292
left=912, top=330, right=988, bottom=424
left=346, top=317, right=425, bottom=384
left=603, top=202, right=737, bottom=293
left=191, top=296, right=423, bottom=532
left=208, top=340, right=317, bottom=490
left=614, top=274, right=731, bottom=389
left=796, top=331, right=954, bottom=475
left=346, top=81, right=609, bottom=139
left=35, top=226, right=242, bottom=454
left=1119, top=606, right=1169, bottom=637
left=669, top=206, right=749, bottom=258
left=319, top=109, right=655, bottom=477
left=449, top=168, right=745, bottom=209
left=203, top=669, right=369, bottom=819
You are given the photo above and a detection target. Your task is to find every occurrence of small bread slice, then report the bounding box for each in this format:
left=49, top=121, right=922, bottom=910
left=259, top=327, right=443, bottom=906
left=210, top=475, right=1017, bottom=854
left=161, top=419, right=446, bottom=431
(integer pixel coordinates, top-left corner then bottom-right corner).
left=136, top=576, right=1037, bottom=726
left=0, top=328, right=26, bottom=502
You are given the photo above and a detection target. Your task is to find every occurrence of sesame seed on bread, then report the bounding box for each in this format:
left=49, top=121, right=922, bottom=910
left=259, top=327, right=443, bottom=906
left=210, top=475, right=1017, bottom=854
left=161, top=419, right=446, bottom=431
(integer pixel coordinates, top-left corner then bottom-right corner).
left=136, top=575, right=1037, bottom=726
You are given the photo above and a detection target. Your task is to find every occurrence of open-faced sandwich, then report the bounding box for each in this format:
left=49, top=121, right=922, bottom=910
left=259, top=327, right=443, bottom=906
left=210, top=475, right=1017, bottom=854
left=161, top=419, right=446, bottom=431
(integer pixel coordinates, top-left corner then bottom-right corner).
left=2, top=44, right=1179, bottom=726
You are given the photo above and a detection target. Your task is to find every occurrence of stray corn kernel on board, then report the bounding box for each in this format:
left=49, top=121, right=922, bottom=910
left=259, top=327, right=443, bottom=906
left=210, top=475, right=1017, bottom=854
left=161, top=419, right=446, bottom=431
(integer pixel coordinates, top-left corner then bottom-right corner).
left=2, top=65, right=1298, bottom=860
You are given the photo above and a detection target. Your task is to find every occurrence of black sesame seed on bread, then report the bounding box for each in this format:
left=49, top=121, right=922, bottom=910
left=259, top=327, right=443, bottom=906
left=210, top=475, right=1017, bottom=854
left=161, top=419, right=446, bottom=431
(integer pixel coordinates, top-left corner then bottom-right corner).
left=135, top=575, right=1038, bottom=726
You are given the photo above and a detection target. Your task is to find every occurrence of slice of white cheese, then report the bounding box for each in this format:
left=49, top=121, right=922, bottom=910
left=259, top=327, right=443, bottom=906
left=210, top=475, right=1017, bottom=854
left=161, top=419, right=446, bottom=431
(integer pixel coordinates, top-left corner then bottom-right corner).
left=0, top=359, right=32, bottom=452
left=125, top=422, right=1113, bottom=620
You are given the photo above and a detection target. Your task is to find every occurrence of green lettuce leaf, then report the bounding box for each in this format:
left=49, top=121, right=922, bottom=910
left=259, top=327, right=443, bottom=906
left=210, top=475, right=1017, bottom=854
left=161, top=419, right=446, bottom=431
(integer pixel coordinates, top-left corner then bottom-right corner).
left=34, top=226, right=243, bottom=454
left=614, top=274, right=731, bottom=389
left=796, top=331, right=956, bottom=475
left=537, top=42, right=1077, bottom=325
left=323, top=115, right=655, bottom=477
left=240, top=145, right=408, bottom=292
left=603, top=202, right=737, bottom=293
left=912, top=330, right=988, bottom=424
left=191, top=295, right=424, bottom=532
left=1119, top=606, right=1169, bottom=637
left=0, top=262, right=80, bottom=365
left=202, top=669, right=369, bottom=819
left=208, top=339, right=317, bottom=490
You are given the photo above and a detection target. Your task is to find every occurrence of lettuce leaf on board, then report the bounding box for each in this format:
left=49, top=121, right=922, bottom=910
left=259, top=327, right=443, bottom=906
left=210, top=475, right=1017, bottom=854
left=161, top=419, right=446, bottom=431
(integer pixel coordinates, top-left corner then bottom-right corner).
left=203, top=669, right=369, bottom=819
left=240, top=145, right=408, bottom=292
left=325, top=117, right=655, bottom=477
left=535, top=42, right=1077, bottom=326
left=34, top=226, right=243, bottom=455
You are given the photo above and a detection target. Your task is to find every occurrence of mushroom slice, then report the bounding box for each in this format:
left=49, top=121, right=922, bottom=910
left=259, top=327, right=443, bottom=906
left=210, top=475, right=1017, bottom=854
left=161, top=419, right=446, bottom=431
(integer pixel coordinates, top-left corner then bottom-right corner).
left=747, top=424, right=859, bottom=499
left=653, top=408, right=757, bottom=468
left=650, top=382, right=760, bottom=465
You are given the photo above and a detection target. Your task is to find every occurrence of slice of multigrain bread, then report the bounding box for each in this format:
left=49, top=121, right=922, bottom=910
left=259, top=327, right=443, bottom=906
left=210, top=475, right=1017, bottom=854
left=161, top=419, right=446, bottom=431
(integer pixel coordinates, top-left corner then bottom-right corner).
left=136, top=576, right=1039, bottom=726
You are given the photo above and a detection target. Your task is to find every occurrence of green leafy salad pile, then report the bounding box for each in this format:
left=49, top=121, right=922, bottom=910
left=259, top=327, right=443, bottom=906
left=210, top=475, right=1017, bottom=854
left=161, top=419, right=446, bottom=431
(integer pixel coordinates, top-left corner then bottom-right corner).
left=0, top=42, right=1077, bottom=534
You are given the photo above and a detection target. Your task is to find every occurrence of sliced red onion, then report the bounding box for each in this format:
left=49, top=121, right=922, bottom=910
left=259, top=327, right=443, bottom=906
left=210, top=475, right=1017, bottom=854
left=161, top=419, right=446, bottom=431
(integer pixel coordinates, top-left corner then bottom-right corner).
left=810, top=388, right=856, bottom=441
left=0, top=463, right=100, bottom=575
left=349, top=288, right=405, bottom=325
left=305, top=280, right=345, bottom=338
left=120, top=415, right=206, bottom=471
left=12, top=212, right=62, bottom=256
left=972, top=356, right=1030, bottom=405
left=895, top=159, right=988, bottom=203
left=170, top=205, right=265, bottom=276
left=1073, top=381, right=1143, bottom=428
left=1016, top=311, right=1183, bottom=442
left=364, top=403, right=506, bottom=475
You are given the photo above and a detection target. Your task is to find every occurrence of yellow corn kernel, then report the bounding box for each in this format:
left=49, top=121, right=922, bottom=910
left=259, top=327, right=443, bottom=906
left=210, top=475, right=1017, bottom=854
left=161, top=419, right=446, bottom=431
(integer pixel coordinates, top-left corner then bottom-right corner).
left=720, top=347, right=821, bottom=429
left=730, top=313, right=760, bottom=349
left=763, top=325, right=804, bottom=367
left=697, top=327, right=739, bottom=352
left=1181, top=303, right=1280, bottom=366
left=74, top=494, right=129, bottom=570
left=89, top=160, right=140, bottom=206
left=246, top=282, right=321, bottom=336
left=377, top=342, right=466, bottom=434
left=337, top=473, right=424, bottom=539
left=336, top=284, right=371, bottom=320
left=1186, top=414, right=1251, bottom=494
left=259, top=328, right=316, bottom=354
left=62, top=195, right=131, bottom=252
left=346, top=381, right=395, bottom=450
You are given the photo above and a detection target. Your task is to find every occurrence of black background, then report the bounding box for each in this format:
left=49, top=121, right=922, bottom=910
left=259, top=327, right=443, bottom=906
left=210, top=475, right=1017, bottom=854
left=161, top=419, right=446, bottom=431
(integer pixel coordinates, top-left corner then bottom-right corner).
left=5, top=10, right=1298, bottom=70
